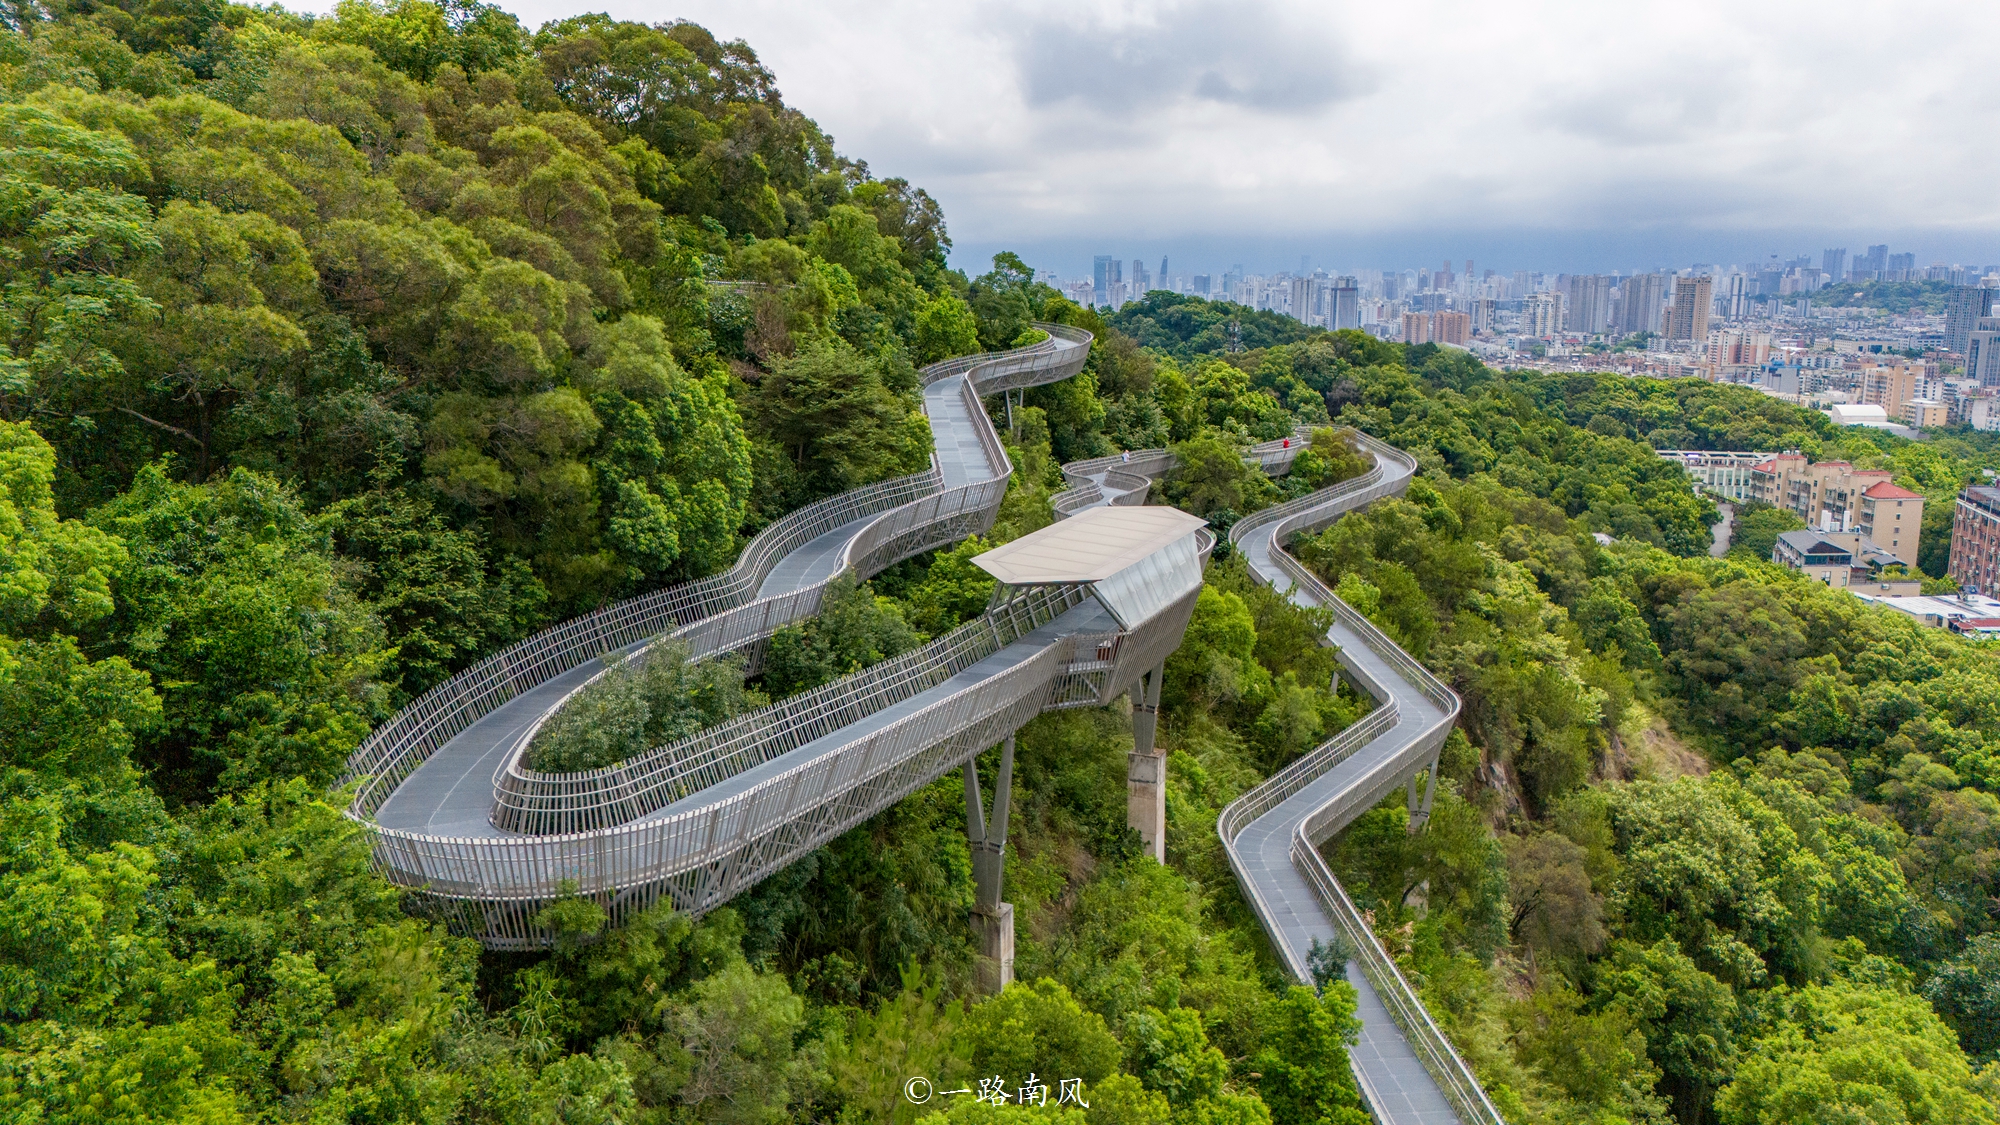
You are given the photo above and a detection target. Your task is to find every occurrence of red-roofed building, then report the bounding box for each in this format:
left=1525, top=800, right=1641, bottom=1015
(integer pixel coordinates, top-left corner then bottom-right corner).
left=1747, top=454, right=1919, bottom=559
left=1857, top=480, right=1924, bottom=566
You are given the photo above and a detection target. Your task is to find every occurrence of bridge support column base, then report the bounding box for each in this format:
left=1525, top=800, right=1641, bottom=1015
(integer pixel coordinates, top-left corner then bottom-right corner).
left=972, top=902, right=1015, bottom=993
left=1127, top=661, right=1167, bottom=862
left=1128, top=750, right=1167, bottom=862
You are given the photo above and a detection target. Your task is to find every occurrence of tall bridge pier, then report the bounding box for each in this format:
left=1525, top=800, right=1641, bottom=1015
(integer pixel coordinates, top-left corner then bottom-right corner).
left=965, top=734, right=1016, bottom=992
left=1127, top=662, right=1167, bottom=861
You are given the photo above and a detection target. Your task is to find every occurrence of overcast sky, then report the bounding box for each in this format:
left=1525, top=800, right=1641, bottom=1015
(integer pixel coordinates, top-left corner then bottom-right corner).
left=487, top=0, right=2000, bottom=277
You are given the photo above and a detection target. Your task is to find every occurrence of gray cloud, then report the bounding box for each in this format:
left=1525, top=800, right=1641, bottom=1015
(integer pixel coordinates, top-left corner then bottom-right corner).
left=491, top=0, right=2000, bottom=252
left=1009, top=1, right=1373, bottom=116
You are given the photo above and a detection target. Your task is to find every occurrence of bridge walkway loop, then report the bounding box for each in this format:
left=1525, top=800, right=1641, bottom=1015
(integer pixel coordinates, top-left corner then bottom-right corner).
left=342, top=317, right=1501, bottom=1121
left=342, top=324, right=1197, bottom=950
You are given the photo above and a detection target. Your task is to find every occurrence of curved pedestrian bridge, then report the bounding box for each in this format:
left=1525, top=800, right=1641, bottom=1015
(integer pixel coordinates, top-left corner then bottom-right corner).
left=339, top=326, right=1501, bottom=1123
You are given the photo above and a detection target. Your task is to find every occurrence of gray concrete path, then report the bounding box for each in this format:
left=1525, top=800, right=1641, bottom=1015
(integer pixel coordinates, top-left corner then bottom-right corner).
left=1229, top=455, right=1468, bottom=1125
left=375, top=368, right=1015, bottom=841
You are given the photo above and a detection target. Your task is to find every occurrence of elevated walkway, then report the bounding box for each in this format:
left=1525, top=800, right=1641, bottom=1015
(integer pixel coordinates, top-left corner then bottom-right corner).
left=340, top=329, right=1500, bottom=1120
left=1060, top=431, right=1501, bottom=1123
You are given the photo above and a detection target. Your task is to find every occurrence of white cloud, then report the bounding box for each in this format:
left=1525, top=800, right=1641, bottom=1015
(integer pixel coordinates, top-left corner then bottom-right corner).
left=490, top=0, right=2000, bottom=262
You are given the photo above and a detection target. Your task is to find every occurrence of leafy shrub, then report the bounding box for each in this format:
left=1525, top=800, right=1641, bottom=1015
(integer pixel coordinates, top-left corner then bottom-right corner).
left=526, top=642, right=755, bottom=772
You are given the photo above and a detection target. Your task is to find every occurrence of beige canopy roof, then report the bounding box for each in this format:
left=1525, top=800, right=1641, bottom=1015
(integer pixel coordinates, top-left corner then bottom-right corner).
left=972, top=506, right=1209, bottom=585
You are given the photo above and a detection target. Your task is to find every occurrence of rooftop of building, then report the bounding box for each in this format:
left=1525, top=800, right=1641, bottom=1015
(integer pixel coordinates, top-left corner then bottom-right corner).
left=972, top=506, right=1209, bottom=585
left=1862, top=481, right=1923, bottom=500
left=1775, top=530, right=1855, bottom=559
left=1963, top=485, right=2000, bottom=511
left=1849, top=591, right=2000, bottom=631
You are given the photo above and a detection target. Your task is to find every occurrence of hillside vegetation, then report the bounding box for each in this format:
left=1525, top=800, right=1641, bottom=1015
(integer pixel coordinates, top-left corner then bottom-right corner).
left=8, top=4, right=2000, bottom=1125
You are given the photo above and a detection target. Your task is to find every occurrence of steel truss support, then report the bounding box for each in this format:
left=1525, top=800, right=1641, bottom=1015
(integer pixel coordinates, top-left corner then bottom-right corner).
left=1127, top=660, right=1167, bottom=861
left=966, top=734, right=1017, bottom=993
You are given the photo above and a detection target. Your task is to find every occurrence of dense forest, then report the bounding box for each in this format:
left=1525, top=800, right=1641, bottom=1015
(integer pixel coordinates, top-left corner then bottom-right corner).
left=8, top=4, right=2000, bottom=1125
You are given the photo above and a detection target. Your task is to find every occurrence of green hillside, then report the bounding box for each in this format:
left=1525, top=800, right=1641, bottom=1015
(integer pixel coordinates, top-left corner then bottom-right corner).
left=7, top=5, right=2000, bottom=1125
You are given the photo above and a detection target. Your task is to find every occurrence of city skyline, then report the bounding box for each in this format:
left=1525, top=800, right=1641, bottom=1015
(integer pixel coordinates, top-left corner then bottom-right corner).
left=951, top=231, right=2000, bottom=286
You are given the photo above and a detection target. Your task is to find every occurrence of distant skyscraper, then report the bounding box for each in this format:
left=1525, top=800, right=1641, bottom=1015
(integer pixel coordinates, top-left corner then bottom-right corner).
left=1193, top=274, right=1211, bottom=297
left=1289, top=276, right=1319, bottom=325
left=1947, top=287, right=1996, bottom=356
left=1861, top=244, right=1889, bottom=278
left=1668, top=276, right=1712, bottom=341
left=1522, top=292, right=1562, bottom=338
left=1470, top=298, right=1497, bottom=335
left=1435, top=260, right=1454, bottom=293
left=1725, top=274, right=1748, bottom=319
left=1432, top=311, right=1471, bottom=346
left=1092, top=255, right=1115, bottom=305
left=1618, top=274, right=1667, bottom=335
left=1159, top=256, right=1169, bottom=286
left=1823, top=248, right=1847, bottom=282
left=1331, top=277, right=1360, bottom=330
left=1888, top=252, right=1916, bottom=279
left=1968, top=317, right=2000, bottom=386
left=1566, top=275, right=1614, bottom=334
left=1132, top=258, right=1150, bottom=297
left=1401, top=312, right=1432, bottom=345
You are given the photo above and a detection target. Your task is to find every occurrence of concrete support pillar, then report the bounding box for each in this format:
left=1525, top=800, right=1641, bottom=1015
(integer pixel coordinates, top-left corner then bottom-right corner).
left=1127, top=661, right=1167, bottom=862
left=971, top=902, right=1015, bottom=994
left=1406, top=746, right=1442, bottom=832
left=966, top=735, right=1016, bottom=993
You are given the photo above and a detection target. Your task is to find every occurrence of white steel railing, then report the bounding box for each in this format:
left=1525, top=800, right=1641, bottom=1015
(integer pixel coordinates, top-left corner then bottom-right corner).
left=492, top=585, right=1088, bottom=833
left=340, top=324, right=1093, bottom=945
left=1291, top=835, right=1505, bottom=1125
left=1052, top=427, right=1316, bottom=518
left=1216, top=427, right=1500, bottom=1125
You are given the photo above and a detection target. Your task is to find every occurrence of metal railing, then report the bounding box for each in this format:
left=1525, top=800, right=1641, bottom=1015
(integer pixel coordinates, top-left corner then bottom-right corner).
left=1052, top=427, right=1314, bottom=519
left=1293, top=835, right=1506, bottom=1125
left=373, top=632, right=1074, bottom=945
left=1216, top=427, right=1499, bottom=1125
left=487, top=345, right=1068, bottom=831
left=340, top=324, right=1095, bottom=945
left=493, top=585, right=1088, bottom=833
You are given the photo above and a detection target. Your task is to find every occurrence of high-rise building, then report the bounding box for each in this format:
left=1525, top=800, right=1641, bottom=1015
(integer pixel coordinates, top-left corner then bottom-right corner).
left=1192, top=274, right=1210, bottom=298
left=1724, top=273, right=1748, bottom=319
left=1131, top=258, right=1150, bottom=297
left=1668, top=276, right=1712, bottom=341
left=1159, top=256, right=1169, bottom=286
left=1402, top=312, right=1432, bottom=345
left=1470, top=298, right=1497, bottom=335
left=1432, top=311, right=1471, bottom=346
left=1861, top=360, right=1934, bottom=414
left=1887, top=252, right=1916, bottom=280
left=1861, top=244, right=1889, bottom=278
left=1289, top=276, right=1320, bottom=325
left=1823, top=248, right=1848, bottom=282
left=1967, top=317, right=2000, bottom=387
left=1617, top=274, right=1667, bottom=335
left=1945, top=287, right=1994, bottom=356
left=1092, top=256, right=1116, bottom=306
left=1566, top=275, right=1614, bottom=335
left=1435, top=260, right=1454, bottom=292
left=1331, top=278, right=1360, bottom=330
left=1522, top=292, right=1562, bottom=337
